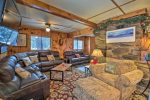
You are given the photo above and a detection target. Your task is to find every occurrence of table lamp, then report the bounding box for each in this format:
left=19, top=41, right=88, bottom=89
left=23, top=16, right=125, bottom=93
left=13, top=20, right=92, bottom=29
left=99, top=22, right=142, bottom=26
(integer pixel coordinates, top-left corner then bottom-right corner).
left=91, top=49, right=103, bottom=64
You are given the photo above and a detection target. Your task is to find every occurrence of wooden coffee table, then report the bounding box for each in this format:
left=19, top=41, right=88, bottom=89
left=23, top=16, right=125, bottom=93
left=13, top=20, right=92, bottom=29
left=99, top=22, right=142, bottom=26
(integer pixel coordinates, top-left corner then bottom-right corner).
left=50, top=63, right=72, bottom=82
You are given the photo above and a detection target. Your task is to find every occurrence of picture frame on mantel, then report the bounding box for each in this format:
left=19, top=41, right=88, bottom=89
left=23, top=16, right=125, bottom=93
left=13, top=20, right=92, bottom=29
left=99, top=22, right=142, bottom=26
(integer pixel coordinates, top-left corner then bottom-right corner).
left=17, top=33, right=27, bottom=46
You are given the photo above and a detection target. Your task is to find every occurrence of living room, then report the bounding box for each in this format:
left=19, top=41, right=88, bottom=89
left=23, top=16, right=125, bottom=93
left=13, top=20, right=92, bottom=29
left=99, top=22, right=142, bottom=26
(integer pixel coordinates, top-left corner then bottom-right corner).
left=0, top=0, right=150, bottom=100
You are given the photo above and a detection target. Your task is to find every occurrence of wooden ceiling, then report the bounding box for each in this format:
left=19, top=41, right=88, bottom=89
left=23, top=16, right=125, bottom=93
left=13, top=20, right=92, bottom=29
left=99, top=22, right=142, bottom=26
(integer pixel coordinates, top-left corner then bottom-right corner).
left=3, top=0, right=150, bottom=33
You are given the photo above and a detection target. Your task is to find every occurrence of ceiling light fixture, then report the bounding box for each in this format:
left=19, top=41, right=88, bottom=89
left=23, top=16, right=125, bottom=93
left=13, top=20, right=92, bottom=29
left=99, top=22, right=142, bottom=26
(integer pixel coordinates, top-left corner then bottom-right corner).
left=45, top=23, right=51, bottom=32
left=46, top=27, right=50, bottom=32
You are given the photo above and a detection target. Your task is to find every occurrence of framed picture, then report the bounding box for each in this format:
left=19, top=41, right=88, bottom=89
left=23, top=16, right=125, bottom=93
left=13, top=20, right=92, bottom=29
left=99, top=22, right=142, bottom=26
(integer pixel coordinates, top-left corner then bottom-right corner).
left=0, top=45, right=8, bottom=53
left=106, top=27, right=135, bottom=43
left=17, top=33, right=27, bottom=46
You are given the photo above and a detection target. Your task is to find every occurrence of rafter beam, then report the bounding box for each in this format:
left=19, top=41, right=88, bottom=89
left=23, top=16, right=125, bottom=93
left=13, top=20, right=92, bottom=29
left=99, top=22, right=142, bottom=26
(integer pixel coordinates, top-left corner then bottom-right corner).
left=112, top=8, right=147, bottom=20
left=111, top=0, right=126, bottom=14
left=16, top=0, right=97, bottom=28
left=71, top=27, right=94, bottom=37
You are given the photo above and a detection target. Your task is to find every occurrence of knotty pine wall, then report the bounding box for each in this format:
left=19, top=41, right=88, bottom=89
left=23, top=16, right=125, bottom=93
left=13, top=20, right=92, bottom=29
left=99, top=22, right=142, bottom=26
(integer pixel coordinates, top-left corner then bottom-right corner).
left=8, top=26, right=73, bottom=58
left=0, top=24, right=94, bottom=60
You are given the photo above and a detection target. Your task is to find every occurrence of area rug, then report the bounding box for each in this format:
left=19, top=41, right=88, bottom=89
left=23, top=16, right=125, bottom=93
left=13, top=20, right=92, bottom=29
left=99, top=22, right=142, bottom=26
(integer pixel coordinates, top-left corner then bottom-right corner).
left=49, top=70, right=84, bottom=100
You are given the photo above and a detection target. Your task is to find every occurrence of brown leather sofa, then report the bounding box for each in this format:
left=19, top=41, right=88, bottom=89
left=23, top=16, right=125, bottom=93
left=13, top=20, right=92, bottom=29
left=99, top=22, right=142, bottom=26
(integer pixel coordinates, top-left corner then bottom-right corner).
left=0, top=52, right=50, bottom=100
left=36, top=50, right=64, bottom=72
left=64, top=51, right=90, bottom=66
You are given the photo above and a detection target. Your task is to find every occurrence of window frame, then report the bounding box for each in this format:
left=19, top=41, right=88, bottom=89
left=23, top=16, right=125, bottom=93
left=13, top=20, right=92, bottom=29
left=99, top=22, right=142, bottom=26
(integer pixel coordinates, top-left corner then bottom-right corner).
left=30, top=35, right=51, bottom=51
left=73, top=38, right=84, bottom=51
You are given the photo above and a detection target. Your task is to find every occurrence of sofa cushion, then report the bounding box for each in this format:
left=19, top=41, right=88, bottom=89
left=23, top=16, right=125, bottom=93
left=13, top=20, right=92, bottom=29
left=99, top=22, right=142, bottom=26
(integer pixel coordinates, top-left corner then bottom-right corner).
left=20, top=73, right=40, bottom=89
left=22, top=57, right=32, bottom=66
left=0, top=76, right=20, bottom=97
left=106, top=58, right=137, bottom=75
left=71, top=57, right=89, bottom=62
left=40, top=61, right=55, bottom=67
left=38, top=50, right=51, bottom=57
left=39, top=57, right=48, bottom=62
left=74, top=77, right=120, bottom=100
left=29, top=55, right=39, bottom=63
left=53, top=60, right=63, bottom=65
left=75, top=54, right=80, bottom=58
left=14, top=53, right=28, bottom=61
left=95, top=73, right=118, bottom=87
left=0, top=61, right=15, bottom=83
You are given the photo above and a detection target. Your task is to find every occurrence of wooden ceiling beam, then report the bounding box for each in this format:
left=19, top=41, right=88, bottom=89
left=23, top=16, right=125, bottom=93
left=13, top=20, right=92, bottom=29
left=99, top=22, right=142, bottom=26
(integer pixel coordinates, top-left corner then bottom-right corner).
left=111, top=0, right=126, bottom=14
left=71, top=27, right=94, bottom=37
left=15, top=0, right=97, bottom=28
left=112, top=8, right=147, bottom=20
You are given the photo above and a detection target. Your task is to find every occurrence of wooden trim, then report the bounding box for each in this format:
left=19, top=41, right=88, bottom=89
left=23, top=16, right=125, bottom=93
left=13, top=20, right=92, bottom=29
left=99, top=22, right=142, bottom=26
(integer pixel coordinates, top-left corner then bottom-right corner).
left=111, top=0, right=126, bottom=14
left=16, top=0, right=97, bottom=28
left=71, top=27, right=94, bottom=37
left=112, top=8, right=147, bottom=20
left=87, top=0, right=136, bottom=20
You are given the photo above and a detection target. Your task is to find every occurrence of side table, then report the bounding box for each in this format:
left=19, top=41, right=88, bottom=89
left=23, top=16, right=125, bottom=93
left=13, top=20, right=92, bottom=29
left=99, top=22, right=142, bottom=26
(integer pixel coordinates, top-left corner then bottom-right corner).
left=85, top=65, right=92, bottom=77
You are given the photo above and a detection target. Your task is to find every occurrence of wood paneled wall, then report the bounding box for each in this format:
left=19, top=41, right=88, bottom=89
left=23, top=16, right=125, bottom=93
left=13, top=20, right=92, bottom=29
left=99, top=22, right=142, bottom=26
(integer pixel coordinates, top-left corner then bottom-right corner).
left=8, top=26, right=73, bottom=58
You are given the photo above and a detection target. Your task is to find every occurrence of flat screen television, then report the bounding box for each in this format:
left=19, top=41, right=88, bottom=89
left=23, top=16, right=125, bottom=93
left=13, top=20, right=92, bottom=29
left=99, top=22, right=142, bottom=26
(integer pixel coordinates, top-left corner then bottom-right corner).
left=0, top=26, right=18, bottom=46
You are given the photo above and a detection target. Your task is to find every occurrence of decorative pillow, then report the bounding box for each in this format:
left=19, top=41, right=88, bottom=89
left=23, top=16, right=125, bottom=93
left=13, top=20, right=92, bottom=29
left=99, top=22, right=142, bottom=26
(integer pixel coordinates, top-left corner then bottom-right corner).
left=75, top=54, right=80, bottom=58
left=22, top=57, right=32, bottom=66
left=15, top=66, right=31, bottom=79
left=47, top=55, right=55, bottom=61
left=29, top=55, right=39, bottom=63
left=105, top=63, right=117, bottom=74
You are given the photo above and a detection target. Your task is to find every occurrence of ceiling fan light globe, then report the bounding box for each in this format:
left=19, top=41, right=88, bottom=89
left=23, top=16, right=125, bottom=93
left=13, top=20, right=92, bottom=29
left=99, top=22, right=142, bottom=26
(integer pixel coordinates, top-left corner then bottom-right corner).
left=46, top=27, right=50, bottom=32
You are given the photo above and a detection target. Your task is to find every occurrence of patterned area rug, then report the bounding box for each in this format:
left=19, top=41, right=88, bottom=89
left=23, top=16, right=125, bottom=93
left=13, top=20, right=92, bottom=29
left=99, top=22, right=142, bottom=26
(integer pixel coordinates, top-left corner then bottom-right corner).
left=48, top=70, right=84, bottom=100
left=46, top=66, right=148, bottom=100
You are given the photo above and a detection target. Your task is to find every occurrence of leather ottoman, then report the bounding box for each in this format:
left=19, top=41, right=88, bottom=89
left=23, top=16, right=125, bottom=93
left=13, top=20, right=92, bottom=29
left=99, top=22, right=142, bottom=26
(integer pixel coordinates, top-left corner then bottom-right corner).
left=73, top=77, right=120, bottom=100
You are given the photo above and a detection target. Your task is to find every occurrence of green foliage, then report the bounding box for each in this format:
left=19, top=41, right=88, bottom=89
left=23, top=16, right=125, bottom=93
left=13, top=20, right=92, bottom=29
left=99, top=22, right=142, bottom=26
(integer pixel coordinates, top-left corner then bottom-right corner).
left=93, top=14, right=150, bottom=36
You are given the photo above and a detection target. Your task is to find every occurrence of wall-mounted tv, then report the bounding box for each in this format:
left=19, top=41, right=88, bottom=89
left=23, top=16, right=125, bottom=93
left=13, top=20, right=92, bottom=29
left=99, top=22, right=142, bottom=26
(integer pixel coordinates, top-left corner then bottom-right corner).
left=0, top=26, right=18, bottom=46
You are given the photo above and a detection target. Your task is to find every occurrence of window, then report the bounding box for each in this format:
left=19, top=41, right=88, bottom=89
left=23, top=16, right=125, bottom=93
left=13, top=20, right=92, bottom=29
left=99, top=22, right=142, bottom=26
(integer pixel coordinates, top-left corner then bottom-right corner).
left=74, top=39, right=84, bottom=51
left=31, top=36, right=51, bottom=50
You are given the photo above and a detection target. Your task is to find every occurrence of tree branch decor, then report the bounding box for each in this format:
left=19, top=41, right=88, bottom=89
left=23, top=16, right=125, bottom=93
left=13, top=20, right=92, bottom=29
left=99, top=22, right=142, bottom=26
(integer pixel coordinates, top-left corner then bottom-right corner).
left=93, top=14, right=150, bottom=36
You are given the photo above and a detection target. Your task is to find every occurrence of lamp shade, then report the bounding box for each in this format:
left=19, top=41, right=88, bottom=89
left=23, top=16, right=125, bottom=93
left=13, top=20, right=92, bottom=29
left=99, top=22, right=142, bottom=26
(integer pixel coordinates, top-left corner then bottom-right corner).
left=92, top=49, right=103, bottom=57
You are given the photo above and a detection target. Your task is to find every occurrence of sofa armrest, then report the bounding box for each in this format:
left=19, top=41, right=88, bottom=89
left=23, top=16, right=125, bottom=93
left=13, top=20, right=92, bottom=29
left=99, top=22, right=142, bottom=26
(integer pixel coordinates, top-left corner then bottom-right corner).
left=116, top=69, right=143, bottom=88
left=89, top=63, right=106, bottom=76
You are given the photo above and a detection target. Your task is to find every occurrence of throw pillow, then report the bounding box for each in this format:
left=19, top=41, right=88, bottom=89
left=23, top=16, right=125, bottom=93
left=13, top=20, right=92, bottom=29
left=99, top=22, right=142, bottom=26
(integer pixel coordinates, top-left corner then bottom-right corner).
left=22, top=57, right=32, bottom=66
left=75, top=54, right=80, bottom=58
left=47, top=55, right=55, bottom=61
left=105, top=63, right=117, bottom=74
left=29, top=55, right=39, bottom=63
left=15, top=66, right=31, bottom=79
